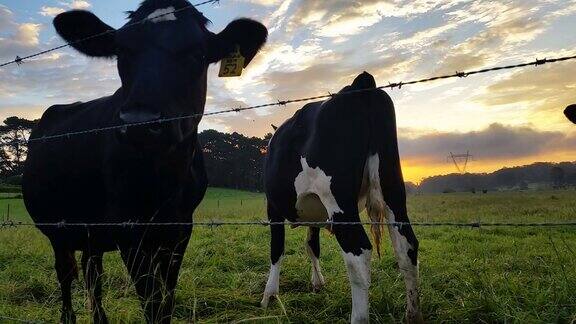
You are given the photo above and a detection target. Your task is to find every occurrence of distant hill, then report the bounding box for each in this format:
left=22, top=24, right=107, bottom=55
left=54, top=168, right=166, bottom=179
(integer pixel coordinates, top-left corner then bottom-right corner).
left=418, top=162, right=576, bottom=193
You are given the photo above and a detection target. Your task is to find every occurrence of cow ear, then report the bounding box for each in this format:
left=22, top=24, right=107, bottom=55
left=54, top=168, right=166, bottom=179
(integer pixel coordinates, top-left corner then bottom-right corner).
left=54, top=10, right=117, bottom=58
left=207, top=18, right=268, bottom=67
left=565, top=104, right=576, bottom=124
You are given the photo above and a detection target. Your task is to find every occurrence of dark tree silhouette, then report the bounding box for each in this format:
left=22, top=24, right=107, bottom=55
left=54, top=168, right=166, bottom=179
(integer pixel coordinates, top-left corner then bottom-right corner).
left=0, top=117, right=37, bottom=179
left=199, top=130, right=268, bottom=191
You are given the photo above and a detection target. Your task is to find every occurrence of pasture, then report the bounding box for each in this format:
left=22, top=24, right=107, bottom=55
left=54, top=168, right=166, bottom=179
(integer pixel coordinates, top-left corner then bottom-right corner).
left=0, top=188, right=575, bottom=323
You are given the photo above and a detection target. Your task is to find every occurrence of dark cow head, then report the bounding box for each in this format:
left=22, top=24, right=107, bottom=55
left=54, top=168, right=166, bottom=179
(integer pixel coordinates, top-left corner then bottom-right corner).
left=53, top=0, right=267, bottom=147
left=565, top=105, right=576, bottom=124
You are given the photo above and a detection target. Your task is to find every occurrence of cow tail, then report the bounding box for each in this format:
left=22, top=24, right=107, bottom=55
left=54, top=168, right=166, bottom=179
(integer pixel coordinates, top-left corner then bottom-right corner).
left=367, top=200, right=385, bottom=258
left=365, top=76, right=404, bottom=259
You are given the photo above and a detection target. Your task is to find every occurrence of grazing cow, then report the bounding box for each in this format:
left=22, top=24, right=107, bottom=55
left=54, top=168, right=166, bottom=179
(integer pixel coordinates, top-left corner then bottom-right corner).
left=565, top=105, right=576, bottom=124
left=262, top=72, right=423, bottom=323
left=22, top=1, right=267, bottom=323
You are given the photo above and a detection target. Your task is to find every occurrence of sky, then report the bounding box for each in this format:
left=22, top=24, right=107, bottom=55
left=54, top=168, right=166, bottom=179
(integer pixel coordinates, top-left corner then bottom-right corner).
left=0, top=0, right=575, bottom=183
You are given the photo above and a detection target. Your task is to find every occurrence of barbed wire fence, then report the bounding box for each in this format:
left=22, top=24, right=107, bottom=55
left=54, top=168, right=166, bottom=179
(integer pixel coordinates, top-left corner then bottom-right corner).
left=0, top=0, right=572, bottom=250
left=13, top=54, right=576, bottom=145
left=2, top=219, right=576, bottom=229
left=0, top=315, right=43, bottom=324
left=0, top=0, right=575, bottom=321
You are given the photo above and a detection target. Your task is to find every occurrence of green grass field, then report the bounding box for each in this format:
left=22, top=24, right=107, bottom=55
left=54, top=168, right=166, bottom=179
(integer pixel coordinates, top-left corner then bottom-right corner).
left=0, top=189, right=575, bottom=323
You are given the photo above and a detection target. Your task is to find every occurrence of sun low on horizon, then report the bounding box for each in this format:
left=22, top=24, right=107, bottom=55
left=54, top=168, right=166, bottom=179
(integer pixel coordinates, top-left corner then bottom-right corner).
left=0, top=0, right=575, bottom=183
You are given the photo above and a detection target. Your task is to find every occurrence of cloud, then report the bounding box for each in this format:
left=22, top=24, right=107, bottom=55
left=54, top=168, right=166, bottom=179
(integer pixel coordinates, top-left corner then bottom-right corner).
left=430, top=1, right=551, bottom=75
left=235, top=0, right=283, bottom=6
left=398, top=123, right=575, bottom=163
left=202, top=98, right=291, bottom=136
left=0, top=5, right=12, bottom=29
left=0, top=7, right=42, bottom=62
left=39, top=6, right=66, bottom=17
left=38, top=1, right=91, bottom=17
left=65, top=1, right=92, bottom=10
left=283, top=0, right=472, bottom=39
left=472, top=51, right=576, bottom=130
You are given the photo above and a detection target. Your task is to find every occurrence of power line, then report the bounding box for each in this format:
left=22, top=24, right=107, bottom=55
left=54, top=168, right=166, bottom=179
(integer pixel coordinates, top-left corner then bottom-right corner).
left=21, top=54, right=576, bottom=145
left=0, top=0, right=220, bottom=68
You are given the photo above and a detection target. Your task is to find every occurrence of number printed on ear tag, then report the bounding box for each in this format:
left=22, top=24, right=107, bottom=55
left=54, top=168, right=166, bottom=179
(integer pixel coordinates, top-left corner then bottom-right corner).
left=218, top=46, right=245, bottom=77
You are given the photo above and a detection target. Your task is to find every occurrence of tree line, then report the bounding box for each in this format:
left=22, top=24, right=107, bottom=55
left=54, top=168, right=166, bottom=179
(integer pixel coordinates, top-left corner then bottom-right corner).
left=0, top=117, right=272, bottom=191
left=1, top=116, right=574, bottom=193
left=418, top=162, right=576, bottom=193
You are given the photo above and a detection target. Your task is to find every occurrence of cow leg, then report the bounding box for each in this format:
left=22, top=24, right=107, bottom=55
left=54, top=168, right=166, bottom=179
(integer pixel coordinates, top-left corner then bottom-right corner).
left=53, top=248, right=78, bottom=324
left=120, top=245, right=169, bottom=324
left=159, top=236, right=190, bottom=323
left=385, top=209, right=423, bottom=324
left=333, top=218, right=372, bottom=324
left=81, top=251, right=108, bottom=324
left=305, top=227, right=325, bottom=291
left=261, top=205, right=285, bottom=308
left=120, top=236, right=189, bottom=324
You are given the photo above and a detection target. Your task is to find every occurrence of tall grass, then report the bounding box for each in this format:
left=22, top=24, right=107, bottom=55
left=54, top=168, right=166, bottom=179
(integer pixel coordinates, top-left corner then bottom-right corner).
left=0, top=189, right=575, bottom=323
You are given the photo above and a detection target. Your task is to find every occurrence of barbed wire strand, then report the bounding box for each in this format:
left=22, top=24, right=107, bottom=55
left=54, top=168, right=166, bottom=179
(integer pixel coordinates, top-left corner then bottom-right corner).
left=0, top=0, right=220, bottom=68
left=2, top=220, right=576, bottom=229
left=19, top=54, right=576, bottom=145
left=0, top=315, right=43, bottom=324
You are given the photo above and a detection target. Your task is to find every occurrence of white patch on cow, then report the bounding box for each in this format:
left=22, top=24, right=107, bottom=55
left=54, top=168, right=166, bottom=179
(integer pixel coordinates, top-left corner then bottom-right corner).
left=366, top=154, right=385, bottom=210
left=342, top=248, right=371, bottom=324
left=386, top=207, right=422, bottom=321
left=261, top=256, right=283, bottom=308
left=305, top=229, right=325, bottom=291
left=294, top=157, right=343, bottom=222
left=358, top=154, right=384, bottom=213
left=362, top=153, right=422, bottom=320
left=147, top=7, right=177, bottom=23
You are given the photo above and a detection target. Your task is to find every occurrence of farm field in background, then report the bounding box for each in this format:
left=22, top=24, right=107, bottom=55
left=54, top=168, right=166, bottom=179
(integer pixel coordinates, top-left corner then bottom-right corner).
left=0, top=188, right=575, bottom=323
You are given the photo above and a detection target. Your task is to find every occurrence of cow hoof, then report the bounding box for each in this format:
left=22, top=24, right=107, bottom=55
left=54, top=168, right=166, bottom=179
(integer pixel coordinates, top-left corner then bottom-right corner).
left=350, top=314, right=369, bottom=324
left=261, top=294, right=276, bottom=308
left=406, top=311, right=424, bottom=324
left=311, top=274, right=325, bottom=292
left=60, top=311, right=76, bottom=324
left=94, top=312, right=109, bottom=324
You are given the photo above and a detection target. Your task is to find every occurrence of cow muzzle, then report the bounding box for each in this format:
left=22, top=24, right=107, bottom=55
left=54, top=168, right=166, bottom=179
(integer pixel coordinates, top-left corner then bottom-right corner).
left=119, top=110, right=161, bottom=125
left=118, top=114, right=189, bottom=149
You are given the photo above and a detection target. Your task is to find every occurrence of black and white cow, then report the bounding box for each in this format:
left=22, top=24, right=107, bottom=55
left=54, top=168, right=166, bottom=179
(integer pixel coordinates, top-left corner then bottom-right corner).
left=262, top=72, right=423, bottom=323
left=565, top=105, right=576, bottom=124
left=22, top=1, right=267, bottom=323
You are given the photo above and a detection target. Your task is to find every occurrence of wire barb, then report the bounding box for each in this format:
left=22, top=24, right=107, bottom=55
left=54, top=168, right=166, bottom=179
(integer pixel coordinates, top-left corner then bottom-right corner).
left=534, top=58, right=547, bottom=66
left=455, top=71, right=468, bottom=78
left=56, top=220, right=66, bottom=229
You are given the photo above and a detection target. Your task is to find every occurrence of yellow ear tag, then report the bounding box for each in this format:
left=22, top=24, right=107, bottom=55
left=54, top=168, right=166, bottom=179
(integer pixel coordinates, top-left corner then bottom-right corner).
left=218, top=46, right=245, bottom=77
